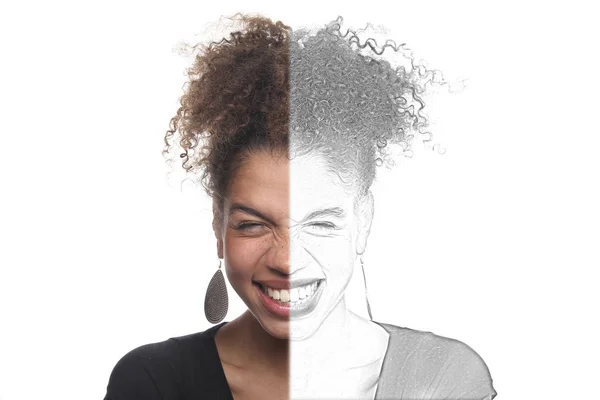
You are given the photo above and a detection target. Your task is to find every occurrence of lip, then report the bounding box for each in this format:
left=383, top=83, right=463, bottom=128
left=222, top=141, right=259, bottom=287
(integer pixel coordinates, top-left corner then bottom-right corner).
left=290, top=279, right=325, bottom=319
left=253, top=280, right=325, bottom=320
left=255, top=283, right=290, bottom=318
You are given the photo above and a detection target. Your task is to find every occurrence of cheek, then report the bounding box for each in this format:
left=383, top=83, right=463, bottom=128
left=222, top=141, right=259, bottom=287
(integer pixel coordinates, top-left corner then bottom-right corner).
left=300, top=233, right=356, bottom=274
left=223, top=231, right=268, bottom=278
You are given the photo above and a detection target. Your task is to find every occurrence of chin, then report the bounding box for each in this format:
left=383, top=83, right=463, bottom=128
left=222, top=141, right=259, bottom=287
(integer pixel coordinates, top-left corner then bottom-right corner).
left=245, top=286, right=290, bottom=340
left=289, top=313, right=326, bottom=340
left=258, top=317, right=289, bottom=340
left=289, top=290, right=347, bottom=340
left=289, top=327, right=314, bottom=341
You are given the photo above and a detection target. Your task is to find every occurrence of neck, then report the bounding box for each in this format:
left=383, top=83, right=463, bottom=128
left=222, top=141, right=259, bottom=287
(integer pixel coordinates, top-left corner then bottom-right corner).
left=243, top=310, right=289, bottom=358
left=291, top=296, right=357, bottom=361
left=217, top=310, right=289, bottom=371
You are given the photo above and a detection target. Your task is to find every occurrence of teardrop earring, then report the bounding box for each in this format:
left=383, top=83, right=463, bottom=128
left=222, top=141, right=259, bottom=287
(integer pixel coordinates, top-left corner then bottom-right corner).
left=361, top=257, right=374, bottom=321
left=204, top=259, right=229, bottom=324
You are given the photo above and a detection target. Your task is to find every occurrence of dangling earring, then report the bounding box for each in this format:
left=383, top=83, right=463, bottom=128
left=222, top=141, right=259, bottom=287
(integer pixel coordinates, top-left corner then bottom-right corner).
left=360, top=257, right=374, bottom=321
left=204, top=259, right=228, bottom=324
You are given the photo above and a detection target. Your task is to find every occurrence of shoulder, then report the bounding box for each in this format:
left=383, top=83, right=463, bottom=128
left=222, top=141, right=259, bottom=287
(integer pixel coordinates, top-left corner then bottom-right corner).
left=104, top=327, right=222, bottom=400
left=375, top=322, right=496, bottom=400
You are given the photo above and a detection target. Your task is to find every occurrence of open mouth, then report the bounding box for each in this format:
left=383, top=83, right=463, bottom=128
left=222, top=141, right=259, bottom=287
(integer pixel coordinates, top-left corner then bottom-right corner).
left=254, top=280, right=324, bottom=308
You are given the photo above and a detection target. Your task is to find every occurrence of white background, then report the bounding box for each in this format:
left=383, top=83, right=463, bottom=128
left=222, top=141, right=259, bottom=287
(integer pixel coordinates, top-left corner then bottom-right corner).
left=1, top=1, right=599, bottom=399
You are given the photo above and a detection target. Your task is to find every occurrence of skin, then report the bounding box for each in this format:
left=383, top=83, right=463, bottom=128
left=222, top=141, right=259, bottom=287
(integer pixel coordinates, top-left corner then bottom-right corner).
left=214, top=149, right=389, bottom=399
left=214, top=150, right=290, bottom=400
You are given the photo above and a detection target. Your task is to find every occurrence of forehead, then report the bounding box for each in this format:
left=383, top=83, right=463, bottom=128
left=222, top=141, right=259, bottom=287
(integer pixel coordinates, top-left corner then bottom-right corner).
left=290, top=154, right=353, bottom=216
left=227, top=151, right=289, bottom=208
left=226, top=151, right=354, bottom=219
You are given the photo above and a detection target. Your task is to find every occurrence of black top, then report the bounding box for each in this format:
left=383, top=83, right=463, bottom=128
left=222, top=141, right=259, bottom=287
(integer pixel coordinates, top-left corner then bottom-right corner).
left=104, top=322, right=496, bottom=400
left=104, top=323, right=232, bottom=400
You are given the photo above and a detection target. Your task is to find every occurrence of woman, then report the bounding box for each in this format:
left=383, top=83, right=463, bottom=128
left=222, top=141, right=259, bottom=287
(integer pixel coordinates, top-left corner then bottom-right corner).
left=104, top=14, right=496, bottom=400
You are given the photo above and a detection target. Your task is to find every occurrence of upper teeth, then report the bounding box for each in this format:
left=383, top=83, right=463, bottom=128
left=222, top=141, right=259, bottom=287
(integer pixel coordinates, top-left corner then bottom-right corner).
left=264, top=281, right=319, bottom=303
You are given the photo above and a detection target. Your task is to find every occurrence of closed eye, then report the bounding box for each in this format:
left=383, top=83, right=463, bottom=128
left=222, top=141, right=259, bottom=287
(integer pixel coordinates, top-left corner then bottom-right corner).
left=304, top=222, right=339, bottom=235
left=235, top=222, right=266, bottom=233
left=310, top=222, right=337, bottom=229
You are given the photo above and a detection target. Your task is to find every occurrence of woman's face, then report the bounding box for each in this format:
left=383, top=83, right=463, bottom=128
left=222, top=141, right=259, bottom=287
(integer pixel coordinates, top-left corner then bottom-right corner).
left=217, top=150, right=372, bottom=340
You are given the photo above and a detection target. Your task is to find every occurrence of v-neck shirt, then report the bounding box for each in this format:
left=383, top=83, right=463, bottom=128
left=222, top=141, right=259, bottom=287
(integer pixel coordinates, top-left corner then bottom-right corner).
left=104, top=322, right=496, bottom=400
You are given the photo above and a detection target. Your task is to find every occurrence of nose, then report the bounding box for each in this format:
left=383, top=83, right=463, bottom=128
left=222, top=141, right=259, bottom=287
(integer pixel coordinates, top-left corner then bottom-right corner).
left=265, top=230, right=308, bottom=276
left=289, top=235, right=310, bottom=275
left=264, top=227, right=289, bottom=276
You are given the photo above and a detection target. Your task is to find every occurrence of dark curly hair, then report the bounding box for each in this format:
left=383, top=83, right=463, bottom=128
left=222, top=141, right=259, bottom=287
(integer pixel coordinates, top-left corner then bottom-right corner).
left=163, top=14, right=439, bottom=226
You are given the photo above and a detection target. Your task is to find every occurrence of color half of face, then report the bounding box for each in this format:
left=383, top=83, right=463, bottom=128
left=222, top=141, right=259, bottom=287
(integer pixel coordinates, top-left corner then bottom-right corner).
left=218, top=149, right=369, bottom=340
left=219, top=150, right=291, bottom=339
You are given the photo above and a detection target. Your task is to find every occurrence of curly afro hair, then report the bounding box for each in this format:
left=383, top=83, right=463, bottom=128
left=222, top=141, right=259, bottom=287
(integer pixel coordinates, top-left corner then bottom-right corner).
left=163, top=15, right=290, bottom=212
left=163, top=14, right=438, bottom=213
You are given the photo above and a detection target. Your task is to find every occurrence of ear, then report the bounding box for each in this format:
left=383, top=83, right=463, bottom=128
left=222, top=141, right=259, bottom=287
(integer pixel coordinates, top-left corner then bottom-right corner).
left=356, top=190, right=374, bottom=255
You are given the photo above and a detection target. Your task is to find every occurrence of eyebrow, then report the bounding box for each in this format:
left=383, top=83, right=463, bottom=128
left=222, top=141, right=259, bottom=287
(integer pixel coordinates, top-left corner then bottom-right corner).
left=301, top=207, right=346, bottom=222
left=228, top=204, right=346, bottom=225
left=228, top=203, right=276, bottom=226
